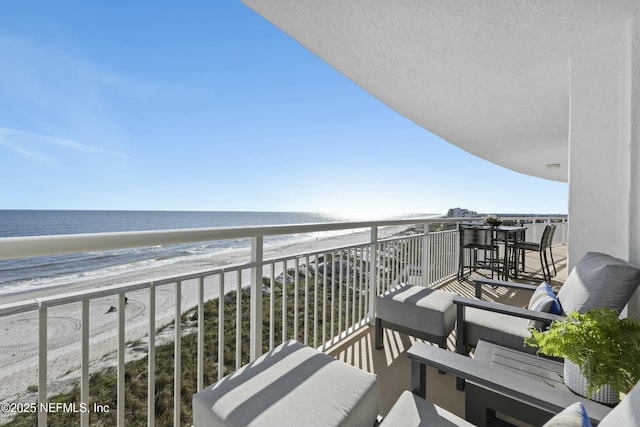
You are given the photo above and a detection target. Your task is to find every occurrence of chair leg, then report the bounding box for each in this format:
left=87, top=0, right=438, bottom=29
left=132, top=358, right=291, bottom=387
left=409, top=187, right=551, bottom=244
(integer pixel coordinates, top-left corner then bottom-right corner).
left=472, top=249, right=477, bottom=272
left=549, top=247, right=557, bottom=276
left=541, top=251, right=551, bottom=282
left=375, top=318, right=383, bottom=350
left=507, top=246, right=515, bottom=278
left=544, top=251, right=552, bottom=282
left=488, top=248, right=494, bottom=279
left=514, top=247, right=522, bottom=278
left=455, top=304, right=467, bottom=391
left=507, top=245, right=517, bottom=279
left=457, top=249, right=465, bottom=280
left=438, top=339, right=447, bottom=374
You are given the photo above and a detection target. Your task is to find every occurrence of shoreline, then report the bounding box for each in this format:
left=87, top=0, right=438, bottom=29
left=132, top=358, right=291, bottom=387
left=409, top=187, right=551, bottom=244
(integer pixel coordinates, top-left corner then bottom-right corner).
left=0, top=226, right=383, bottom=305
left=0, top=225, right=408, bottom=419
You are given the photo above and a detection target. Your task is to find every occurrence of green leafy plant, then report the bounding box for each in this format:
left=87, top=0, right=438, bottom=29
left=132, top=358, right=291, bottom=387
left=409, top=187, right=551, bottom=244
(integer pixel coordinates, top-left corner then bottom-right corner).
left=484, top=216, right=502, bottom=226
left=525, top=308, right=640, bottom=395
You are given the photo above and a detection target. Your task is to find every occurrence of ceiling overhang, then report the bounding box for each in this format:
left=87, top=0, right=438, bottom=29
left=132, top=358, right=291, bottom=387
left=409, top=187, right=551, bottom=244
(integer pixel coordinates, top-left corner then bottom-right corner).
left=242, top=1, right=640, bottom=182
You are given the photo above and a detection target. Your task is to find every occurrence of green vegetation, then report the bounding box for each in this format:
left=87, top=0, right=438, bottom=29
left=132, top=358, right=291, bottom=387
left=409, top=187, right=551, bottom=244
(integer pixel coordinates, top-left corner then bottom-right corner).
left=525, top=308, right=640, bottom=395
left=7, top=264, right=370, bottom=427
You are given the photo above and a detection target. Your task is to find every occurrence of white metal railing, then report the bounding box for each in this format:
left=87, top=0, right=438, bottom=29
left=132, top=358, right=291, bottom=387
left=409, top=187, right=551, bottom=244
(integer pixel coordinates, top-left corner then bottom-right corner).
left=0, top=216, right=566, bottom=426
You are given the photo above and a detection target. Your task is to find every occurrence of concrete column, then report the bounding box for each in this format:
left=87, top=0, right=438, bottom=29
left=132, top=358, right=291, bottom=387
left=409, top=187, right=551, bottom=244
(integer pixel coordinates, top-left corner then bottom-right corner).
left=568, top=17, right=640, bottom=317
left=626, top=16, right=640, bottom=317
left=569, top=43, right=628, bottom=264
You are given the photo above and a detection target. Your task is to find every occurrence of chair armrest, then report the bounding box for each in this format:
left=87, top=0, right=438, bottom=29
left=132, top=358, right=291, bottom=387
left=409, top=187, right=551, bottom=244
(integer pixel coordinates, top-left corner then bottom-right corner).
left=473, top=278, right=538, bottom=299
left=407, top=342, right=611, bottom=425
left=453, top=295, right=565, bottom=324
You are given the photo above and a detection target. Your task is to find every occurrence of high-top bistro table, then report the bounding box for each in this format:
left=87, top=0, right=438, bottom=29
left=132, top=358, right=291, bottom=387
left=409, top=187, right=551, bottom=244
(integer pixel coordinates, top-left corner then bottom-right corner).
left=459, top=225, right=526, bottom=281
left=492, top=225, right=527, bottom=280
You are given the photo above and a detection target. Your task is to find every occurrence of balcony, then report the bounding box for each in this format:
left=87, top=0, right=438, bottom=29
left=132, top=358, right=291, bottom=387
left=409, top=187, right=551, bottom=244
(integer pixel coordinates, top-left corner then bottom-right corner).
left=0, top=216, right=566, bottom=426
left=327, top=244, right=567, bottom=420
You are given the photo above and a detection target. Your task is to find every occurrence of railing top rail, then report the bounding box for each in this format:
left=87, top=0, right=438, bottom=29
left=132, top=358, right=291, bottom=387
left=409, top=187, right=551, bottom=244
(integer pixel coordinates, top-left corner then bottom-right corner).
left=0, top=215, right=566, bottom=261
left=0, top=217, right=441, bottom=261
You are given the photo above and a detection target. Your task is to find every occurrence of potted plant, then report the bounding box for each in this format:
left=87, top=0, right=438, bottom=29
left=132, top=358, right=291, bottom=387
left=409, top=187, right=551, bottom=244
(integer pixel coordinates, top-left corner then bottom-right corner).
left=525, top=308, right=640, bottom=405
left=484, top=215, right=503, bottom=227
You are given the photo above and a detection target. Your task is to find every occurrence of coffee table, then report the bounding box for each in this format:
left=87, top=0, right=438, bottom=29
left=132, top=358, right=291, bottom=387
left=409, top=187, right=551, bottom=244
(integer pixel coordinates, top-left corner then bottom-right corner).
left=470, top=340, right=570, bottom=425
left=407, top=340, right=612, bottom=426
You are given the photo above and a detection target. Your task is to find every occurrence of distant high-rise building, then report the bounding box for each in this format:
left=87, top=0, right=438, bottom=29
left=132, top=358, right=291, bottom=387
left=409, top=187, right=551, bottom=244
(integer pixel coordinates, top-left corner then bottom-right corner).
left=446, top=207, right=479, bottom=218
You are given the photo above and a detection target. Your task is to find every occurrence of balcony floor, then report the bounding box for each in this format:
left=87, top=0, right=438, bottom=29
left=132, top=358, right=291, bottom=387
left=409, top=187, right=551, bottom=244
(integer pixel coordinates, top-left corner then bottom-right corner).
left=326, top=245, right=568, bottom=422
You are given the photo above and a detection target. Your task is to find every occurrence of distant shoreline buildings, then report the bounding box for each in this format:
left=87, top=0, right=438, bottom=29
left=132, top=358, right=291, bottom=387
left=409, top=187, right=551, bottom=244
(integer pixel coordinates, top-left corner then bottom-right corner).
left=445, top=207, right=566, bottom=219
left=446, top=207, right=479, bottom=218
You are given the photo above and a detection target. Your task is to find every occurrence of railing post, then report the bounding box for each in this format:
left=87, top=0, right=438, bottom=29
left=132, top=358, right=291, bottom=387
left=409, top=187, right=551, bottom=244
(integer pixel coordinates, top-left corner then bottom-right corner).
left=81, top=300, right=89, bottom=427
left=37, top=303, right=47, bottom=427
left=218, top=274, right=225, bottom=380
left=421, top=223, right=431, bottom=287
left=197, top=276, right=205, bottom=391
left=148, top=283, right=156, bottom=427
left=173, top=283, right=181, bottom=427
left=118, top=293, right=126, bottom=427
left=368, top=226, right=378, bottom=321
left=250, top=236, right=264, bottom=361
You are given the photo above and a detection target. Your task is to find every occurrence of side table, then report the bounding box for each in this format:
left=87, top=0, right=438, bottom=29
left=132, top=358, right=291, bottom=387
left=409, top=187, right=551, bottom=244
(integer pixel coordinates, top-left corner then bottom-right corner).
left=470, top=340, right=569, bottom=426
left=407, top=341, right=612, bottom=427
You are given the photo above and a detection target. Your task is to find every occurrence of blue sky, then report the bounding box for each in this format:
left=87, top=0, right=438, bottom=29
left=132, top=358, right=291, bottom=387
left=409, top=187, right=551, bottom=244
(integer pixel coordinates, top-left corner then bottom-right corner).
left=0, top=2, right=567, bottom=218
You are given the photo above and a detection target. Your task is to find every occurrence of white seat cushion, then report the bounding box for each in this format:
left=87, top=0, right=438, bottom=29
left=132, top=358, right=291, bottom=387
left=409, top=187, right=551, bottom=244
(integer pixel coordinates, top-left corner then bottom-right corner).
left=193, top=340, right=378, bottom=427
left=557, top=252, right=640, bottom=313
left=463, top=307, right=534, bottom=352
left=377, top=284, right=456, bottom=338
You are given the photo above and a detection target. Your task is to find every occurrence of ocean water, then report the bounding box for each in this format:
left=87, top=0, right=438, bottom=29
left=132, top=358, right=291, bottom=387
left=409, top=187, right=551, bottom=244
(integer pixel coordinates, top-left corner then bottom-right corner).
left=0, top=210, right=349, bottom=294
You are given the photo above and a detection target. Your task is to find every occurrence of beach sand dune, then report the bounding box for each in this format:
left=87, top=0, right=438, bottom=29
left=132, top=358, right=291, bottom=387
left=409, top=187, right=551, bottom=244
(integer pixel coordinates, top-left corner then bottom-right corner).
left=0, top=226, right=407, bottom=419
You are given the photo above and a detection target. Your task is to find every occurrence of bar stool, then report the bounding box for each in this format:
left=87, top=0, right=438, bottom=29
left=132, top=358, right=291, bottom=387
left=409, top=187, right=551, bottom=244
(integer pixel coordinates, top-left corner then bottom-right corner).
left=457, top=225, right=500, bottom=280
left=510, top=223, right=557, bottom=281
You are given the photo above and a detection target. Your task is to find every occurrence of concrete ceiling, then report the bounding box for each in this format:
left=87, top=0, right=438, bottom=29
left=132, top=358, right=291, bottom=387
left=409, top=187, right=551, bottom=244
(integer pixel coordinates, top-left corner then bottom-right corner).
left=241, top=0, right=640, bottom=182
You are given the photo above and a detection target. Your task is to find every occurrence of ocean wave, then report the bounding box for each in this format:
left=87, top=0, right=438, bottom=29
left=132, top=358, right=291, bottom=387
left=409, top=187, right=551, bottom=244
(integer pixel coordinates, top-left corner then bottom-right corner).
left=0, top=238, right=274, bottom=294
left=0, top=256, right=186, bottom=295
left=0, top=210, right=415, bottom=295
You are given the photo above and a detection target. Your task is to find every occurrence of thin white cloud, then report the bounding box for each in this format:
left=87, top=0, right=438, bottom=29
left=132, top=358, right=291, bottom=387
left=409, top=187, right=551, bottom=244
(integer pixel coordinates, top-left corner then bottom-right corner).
left=44, top=134, right=102, bottom=153
left=0, top=138, right=52, bottom=164
left=0, top=34, right=136, bottom=163
left=0, top=126, right=111, bottom=164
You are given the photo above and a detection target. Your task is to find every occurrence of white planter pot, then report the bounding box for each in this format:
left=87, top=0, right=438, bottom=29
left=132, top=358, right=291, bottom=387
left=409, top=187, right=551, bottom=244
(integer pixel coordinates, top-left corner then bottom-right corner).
left=563, top=359, right=619, bottom=405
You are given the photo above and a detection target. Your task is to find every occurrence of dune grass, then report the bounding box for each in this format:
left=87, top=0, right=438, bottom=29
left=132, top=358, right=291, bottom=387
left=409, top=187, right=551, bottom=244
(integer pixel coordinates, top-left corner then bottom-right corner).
left=7, top=272, right=368, bottom=426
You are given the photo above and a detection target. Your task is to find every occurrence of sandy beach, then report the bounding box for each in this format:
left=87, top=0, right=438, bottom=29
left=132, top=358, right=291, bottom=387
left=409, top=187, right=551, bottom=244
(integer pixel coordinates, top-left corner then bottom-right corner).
left=0, top=225, right=407, bottom=419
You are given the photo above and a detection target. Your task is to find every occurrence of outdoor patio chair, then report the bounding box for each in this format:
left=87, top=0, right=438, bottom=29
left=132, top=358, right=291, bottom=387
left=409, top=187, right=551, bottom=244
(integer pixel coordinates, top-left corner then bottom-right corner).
left=193, top=338, right=639, bottom=426
left=454, top=251, right=640, bottom=357
left=398, top=341, right=640, bottom=427
left=509, top=223, right=557, bottom=281
left=457, top=225, right=500, bottom=280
